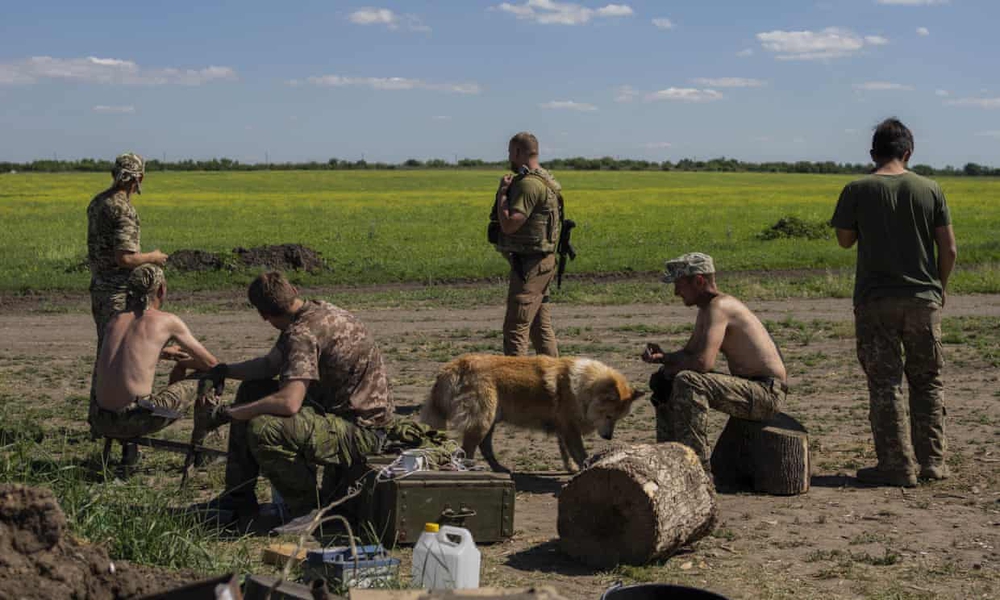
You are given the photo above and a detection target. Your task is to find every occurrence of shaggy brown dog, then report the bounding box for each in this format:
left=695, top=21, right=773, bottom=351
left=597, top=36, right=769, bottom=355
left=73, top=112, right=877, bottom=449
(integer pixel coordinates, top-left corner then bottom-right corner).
left=421, top=354, right=643, bottom=473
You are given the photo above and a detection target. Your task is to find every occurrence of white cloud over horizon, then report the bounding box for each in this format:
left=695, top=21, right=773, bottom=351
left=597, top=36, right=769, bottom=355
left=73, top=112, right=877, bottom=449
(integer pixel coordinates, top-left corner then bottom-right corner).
left=293, top=75, right=480, bottom=94
left=92, top=105, right=135, bottom=114
left=540, top=100, right=598, bottom=111
left=876, top=0, right=949, bottom=5
left=644, top=141, right=673, bottom=149
left=652, top=18, right=674, bottom=29
left=348, top=7, right=431, bottom=32
left=494, top=1, right=633, bottom=25
left=945, top=97, right=1000, bottom=109
left=935, top=89, right=950, bottom=97
left=853, top=81, right=914, bottom=91
left=645, top=87, right=723, bottom=102
left=692, top=77, right=766, bottom=88
left=756, top=28, right=888, bottom=60
left=0, top=56, right=236, bottom=85
left=917, top=27, right=930, bottom=36
left=736, top=49, right=754, bottom=57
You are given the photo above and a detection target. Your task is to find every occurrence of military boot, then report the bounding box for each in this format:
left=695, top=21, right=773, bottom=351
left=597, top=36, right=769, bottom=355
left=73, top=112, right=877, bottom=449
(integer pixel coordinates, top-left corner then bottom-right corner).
left=919, top=463, right=950, bottom=481
left=856, top=466, right=917, bottom=488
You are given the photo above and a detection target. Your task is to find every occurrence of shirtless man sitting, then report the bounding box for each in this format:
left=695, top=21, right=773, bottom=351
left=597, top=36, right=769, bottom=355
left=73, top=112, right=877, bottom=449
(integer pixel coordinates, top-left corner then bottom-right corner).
left=92, top=264, right=219, bottom=440
left=641, top=252, right=787, bottom=470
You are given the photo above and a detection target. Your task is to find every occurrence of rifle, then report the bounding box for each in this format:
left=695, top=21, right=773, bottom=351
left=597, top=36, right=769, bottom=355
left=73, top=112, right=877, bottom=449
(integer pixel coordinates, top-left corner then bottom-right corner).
left=556, top=218, right=577, bottom=289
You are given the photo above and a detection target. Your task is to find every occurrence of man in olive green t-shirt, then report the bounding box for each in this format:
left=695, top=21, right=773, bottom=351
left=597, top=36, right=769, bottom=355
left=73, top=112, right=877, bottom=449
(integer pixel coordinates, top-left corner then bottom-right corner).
left=492, top=132, right=561, bottom=356
left=832, top=118, right=958, bottom=487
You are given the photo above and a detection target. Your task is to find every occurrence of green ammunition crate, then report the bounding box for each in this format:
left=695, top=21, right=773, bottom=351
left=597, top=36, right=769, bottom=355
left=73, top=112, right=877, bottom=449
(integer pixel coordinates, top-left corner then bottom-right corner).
left=361, top=464, right=515, bottom=546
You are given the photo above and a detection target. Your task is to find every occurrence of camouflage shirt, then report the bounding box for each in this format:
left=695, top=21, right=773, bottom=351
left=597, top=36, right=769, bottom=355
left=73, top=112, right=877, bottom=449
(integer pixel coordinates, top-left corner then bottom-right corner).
left=87, top=188, right=140, bottom=293
left=275, top=300, right=393, bottom=427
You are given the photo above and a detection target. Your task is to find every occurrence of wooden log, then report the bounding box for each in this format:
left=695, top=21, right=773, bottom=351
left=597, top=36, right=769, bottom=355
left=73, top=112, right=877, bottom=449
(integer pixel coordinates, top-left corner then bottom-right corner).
left=557, top=443, right=718, bottom=568
left=710, top=413, right=810, bottom=496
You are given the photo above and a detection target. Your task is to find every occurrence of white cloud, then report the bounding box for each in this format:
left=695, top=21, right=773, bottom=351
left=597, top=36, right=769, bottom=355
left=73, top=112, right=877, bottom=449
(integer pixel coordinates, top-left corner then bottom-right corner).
left=348, top=7, right=431, bottom=32
left=975, top=130, right=1000, bottom=137
left=946, top=97, right=1000, bottom=109
left=652, top=18, right=674, bottom=29
left=92, top=105, right=135, bottom=114
left=692, top=77, right=766, bottom=88
left=876, top=0, right=949, bottom=5
left=615, top=85, right=638, bottom=102
left=853, top=81, right=914, bottom=91
left=935, top=89, right=950, bottom=97
left=300, top=75, right=480, bottom=94
left=916, top=27, right=930, bottom=36
left=736, top=48, right=754, bottom=57
left=540, top=100, right=598, bottom=111
left=644, top=142, right=672, bottom=149
left=645, top=87, right=723, bottom=102
left=756, top=27, right=887, bottom=60
left=431, top=115, right=452, bottom=121
left=494, top=1, right=634, bottom=25
left=0, top=56, right=236, bottom=85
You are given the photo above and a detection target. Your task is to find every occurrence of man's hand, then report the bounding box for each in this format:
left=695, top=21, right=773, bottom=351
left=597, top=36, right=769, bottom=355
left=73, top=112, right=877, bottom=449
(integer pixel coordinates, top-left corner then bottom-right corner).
left=160, top=345, right=190, bottom=362
left=496, top=174, right=513, bottom=203
left=642, top=343, right=666, bottom=364
left=148, top=249, right=169, bottom=266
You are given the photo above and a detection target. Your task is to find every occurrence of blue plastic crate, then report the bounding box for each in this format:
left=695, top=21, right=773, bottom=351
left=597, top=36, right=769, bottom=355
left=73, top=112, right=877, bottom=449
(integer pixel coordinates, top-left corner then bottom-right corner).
left=303, top=544, right=400, bottom=588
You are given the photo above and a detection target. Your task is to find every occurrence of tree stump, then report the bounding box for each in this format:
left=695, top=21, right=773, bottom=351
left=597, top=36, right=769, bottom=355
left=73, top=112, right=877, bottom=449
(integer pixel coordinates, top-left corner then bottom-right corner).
left=557, top=443, right=718, bottom=568
left=710, top=413, right=810, bottom=496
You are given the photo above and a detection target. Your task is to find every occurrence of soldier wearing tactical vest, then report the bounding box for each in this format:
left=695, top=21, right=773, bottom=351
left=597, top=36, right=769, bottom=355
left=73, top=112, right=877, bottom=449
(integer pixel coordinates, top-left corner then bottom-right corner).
left=493, top=132, right=561, bottom=357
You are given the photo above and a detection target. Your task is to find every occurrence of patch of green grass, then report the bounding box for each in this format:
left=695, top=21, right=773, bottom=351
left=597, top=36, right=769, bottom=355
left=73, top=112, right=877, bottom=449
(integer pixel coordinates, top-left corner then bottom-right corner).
left=3, top=171, right=1000, bottom=294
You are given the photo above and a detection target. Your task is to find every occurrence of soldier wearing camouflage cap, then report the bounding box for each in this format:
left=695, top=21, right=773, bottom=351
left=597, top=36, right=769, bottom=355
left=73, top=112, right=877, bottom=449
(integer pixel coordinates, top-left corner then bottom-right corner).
left=641, top=253, right=788, bottom=471
left=194, top=271, right=451, bottom=524
left=92, top=265, right=220, bottom=442
left=86, top=152, right=170, bottom=437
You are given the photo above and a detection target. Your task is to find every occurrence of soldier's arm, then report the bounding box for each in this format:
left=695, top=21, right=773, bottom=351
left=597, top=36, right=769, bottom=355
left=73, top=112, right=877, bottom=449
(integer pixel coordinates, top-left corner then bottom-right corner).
left=661, top=304, right=726, bottom=375
left=227, top=379, right=308, bottom=420
left=226, top=345, right=283, bottom=381
left=116, top=249, right=169, bottom=269
left=835, top=229, right=858, bottom=249
left=166, top=315, right=219, bottom=372
left=499, top=180, right=541, bottom=235
left=935, top=225, right=957, bottom=297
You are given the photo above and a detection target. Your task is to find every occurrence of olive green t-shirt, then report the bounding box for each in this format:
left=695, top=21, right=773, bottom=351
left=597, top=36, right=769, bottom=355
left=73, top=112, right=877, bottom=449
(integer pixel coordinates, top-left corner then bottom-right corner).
left=507, top=175, right=548, bottom=217
left=831, top=171, right=951, bottom=306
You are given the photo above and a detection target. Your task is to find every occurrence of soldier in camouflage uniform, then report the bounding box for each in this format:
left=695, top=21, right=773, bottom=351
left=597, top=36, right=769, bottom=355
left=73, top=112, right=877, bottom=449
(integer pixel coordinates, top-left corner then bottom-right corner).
left=833, top=118, right=957, bottom=487
left=197, top=271, right=448, bottom=519
left=492, top=132, right=560, bottom=357
left=87, top=153, right=169, bottom=433
left=642, top=253, right=787, bottom=471
left=92, top=265, right=219, bottom=440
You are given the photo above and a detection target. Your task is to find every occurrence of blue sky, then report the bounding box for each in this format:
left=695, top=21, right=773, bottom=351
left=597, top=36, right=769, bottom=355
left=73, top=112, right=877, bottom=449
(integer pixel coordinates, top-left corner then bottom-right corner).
left=1, top=0, right=997, bottom=167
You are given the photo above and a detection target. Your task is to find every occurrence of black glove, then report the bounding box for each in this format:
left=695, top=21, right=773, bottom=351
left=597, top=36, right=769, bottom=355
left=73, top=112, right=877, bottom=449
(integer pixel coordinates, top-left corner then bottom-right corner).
left=206, top=363, right=229, bottom=395
left=194, top=403, right=233, bottom=435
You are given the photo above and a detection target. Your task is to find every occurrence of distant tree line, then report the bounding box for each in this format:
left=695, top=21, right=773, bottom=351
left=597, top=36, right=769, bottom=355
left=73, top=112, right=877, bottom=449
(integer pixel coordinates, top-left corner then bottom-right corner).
left=3, top=156, right=999, bottom=177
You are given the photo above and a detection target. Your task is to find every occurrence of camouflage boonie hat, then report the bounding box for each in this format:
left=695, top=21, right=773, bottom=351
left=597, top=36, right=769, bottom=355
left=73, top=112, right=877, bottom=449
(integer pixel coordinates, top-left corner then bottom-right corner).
left=126, top=264, right=165, bottom=311
left=112, top=152, right=144, bottom=191
left=661, top=252, right=715, bottom=283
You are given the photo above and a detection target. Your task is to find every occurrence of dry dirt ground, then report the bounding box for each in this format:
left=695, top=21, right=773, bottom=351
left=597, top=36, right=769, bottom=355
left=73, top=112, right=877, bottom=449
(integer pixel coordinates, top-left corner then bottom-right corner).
left=0, top=293, right=998, bottom=599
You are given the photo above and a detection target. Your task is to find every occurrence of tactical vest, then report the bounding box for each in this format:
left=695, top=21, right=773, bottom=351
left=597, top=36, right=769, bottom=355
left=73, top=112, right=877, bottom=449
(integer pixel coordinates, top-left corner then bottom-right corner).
left=496, top=168, right=562, bottom=255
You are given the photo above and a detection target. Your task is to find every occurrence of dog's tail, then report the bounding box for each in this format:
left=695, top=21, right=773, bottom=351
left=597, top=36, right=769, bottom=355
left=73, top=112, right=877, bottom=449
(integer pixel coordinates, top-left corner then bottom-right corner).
left=420, top=366, right=459, bottom=430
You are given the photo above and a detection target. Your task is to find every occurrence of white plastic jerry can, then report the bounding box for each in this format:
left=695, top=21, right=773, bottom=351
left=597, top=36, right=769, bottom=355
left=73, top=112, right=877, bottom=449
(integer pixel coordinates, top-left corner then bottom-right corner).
left=411, top=523, right=481, bottom=590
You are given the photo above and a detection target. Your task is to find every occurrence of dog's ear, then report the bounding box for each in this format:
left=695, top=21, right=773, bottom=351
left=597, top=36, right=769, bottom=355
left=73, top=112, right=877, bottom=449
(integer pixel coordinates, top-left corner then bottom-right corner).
left=630, top=390, right=646, bottom=401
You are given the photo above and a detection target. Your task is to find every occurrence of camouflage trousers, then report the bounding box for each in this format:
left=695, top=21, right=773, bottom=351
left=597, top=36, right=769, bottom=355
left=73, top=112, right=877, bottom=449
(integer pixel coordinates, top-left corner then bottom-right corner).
left=855, top=297, right=946, bottom=476
left=91, top=379, right=201, bottom=440
left=224, top=380, right=451, bottom=517
left=89, top=289, right=128, bottom=434
left=503, top=253, right=558, bottom=357
left=651, top=369, right=785, bottom=466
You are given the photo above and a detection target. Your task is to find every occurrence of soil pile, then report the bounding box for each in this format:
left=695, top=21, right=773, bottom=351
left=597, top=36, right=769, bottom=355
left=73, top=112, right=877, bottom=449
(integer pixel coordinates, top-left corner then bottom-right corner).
left=0, top=484, right=192, bottom=599
left=757, top=216, right=829, bottom=241
left=163, top=244, right=329, bottom=273
left=166, top=249, right=227, bottom=272
left=234, top=244, right=328, bottom=272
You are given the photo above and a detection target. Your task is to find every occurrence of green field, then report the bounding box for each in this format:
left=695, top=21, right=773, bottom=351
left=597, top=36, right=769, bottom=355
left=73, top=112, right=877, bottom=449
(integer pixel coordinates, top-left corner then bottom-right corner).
left=2, top=170, right=998, bottom=295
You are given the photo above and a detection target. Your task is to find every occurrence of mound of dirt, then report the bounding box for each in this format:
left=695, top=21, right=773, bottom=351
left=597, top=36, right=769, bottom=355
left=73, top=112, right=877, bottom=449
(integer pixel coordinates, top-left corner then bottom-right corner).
left=758, top=216, right=830, bottom=241
left=234, top=244, right=328, bottom=272
left=166, top=249, right=227, bottom=272
left=0, top=484, right=194, bottom=599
